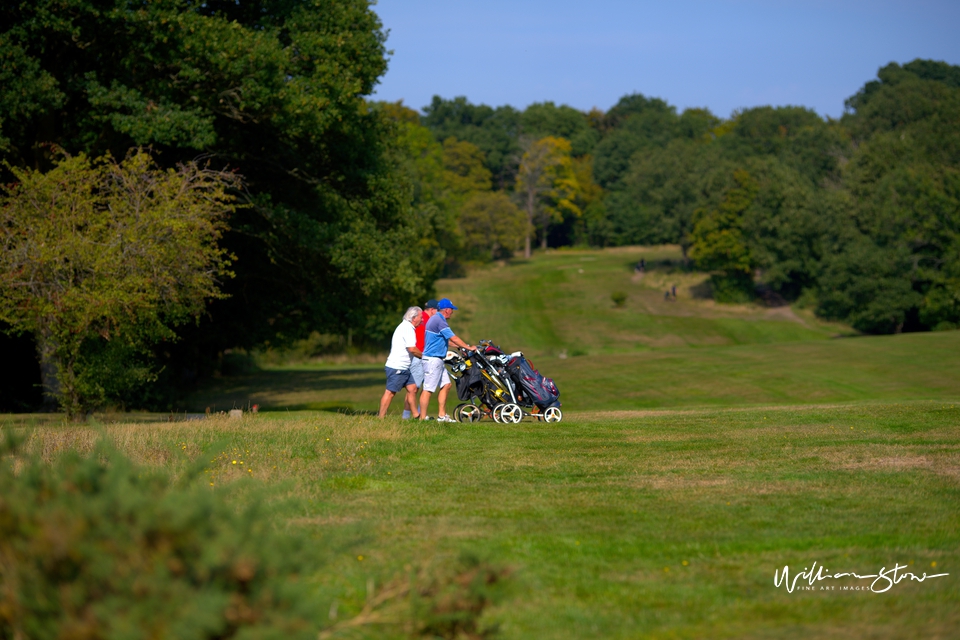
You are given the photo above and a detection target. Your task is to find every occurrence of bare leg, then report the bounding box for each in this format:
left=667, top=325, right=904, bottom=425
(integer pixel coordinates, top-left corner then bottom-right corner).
left=419, top=389, right=432, bottom=419
left=404, top=388, right=415, bottom=415
left=378, top=389, right=396, bottom=418
left=437, top=383, right=451, bottom=418
left=403, top=384, right=420, bottom=418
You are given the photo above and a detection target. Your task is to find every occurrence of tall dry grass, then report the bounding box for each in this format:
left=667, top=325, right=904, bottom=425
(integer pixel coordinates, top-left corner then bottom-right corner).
left=5, top=413, right=431, bottom=492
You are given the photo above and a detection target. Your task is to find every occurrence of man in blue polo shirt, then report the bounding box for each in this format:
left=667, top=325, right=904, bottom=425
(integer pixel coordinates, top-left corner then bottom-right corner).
left=419, top=298, right=474, bottom=421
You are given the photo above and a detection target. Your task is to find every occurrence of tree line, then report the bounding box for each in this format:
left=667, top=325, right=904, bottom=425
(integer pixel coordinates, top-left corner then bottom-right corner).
left=402, top=59, right=960, bottom=336
left=0, top=0, right=957, bottom=414
left=2, top=0, right=431, bottom=414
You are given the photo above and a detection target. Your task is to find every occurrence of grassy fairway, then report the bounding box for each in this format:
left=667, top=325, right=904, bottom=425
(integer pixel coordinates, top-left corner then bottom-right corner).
left=181, top=330, right=960, bottom=415
left=439, top=245, right=846, bottom=357
left=5, top=246, right=959, bottom=637
left=10, top=402, right=959, bottom=638
left=183, top=245, right=960, bottom=415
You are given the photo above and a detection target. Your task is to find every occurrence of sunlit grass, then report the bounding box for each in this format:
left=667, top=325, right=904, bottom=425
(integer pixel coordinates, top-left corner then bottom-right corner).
left=170, top=246, right=960, bottom=415
left=7, top=400, right=959, bottom=638
left=5, top=246, right=959, bottom=637
left=166, top=330, right=960, bottom=416
left=442, top=245, right=847, bottom=358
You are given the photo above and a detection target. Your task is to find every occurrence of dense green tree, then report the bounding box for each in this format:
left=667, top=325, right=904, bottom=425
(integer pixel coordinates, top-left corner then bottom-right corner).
left=817, top=235, right=926, bottom=334
left=459, top=192, right=527, bottom=261
left=562, top=154, right=606, bottom=246
left=442, top=136, right=494, bottom=197
left=600, top=100, right=858, bottom=307
left=604, top=137, right=730, bottom=251
left=384, top=101, right=510, bottom=272
left=422, top=96, right=522, bottom=188
left=0, top=150, right=236, bottom=417
left=384, top=101, right=501, bottom=273
left=516, top=137, right=581, bottom=257
left=380, top=102, right=452, bottom=278
left=592, top=94, right=679, bottom=189
left=422, top=97, right=603, bottom=187
left=1, top=0, right=428, bottom=392
left=685, top=157, right=840, bottom=303
left=828, top=60, right=960, bottom=332
left=601, top=102, right=845, bottom=252
left=677, top=108, right=722, bottom=140
left=519, top=102, right=595, bottom=155
left=688, top=169, right=759, bottom=301
left=743, top=164, right=842, bottom=300
left=721, top=106, right=847, bottom=183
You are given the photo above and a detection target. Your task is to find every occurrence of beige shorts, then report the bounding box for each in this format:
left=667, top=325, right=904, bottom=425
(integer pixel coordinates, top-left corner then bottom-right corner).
left=422, top=356, right=451, bottom=393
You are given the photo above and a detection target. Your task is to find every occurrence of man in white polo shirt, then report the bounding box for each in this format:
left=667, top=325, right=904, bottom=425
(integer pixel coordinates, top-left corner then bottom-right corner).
left=378, top=306, right=423, bottom=418
left=419, top=298, right=474, bottom=422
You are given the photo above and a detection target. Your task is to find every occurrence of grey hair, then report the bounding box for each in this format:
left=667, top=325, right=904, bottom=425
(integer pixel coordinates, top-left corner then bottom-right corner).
left=403, top=306, right=422, bottom=323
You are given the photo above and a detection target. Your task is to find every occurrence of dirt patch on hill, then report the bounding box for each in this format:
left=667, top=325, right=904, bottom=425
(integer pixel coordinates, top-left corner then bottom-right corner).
left=765, top=306, right=806, bottom=324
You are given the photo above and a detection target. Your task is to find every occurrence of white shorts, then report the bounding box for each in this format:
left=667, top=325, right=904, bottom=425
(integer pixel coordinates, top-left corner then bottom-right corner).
left=422, top=356, right=451, bottom=393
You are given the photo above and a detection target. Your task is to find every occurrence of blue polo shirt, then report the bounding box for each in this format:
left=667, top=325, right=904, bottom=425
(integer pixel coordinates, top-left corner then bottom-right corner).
left=423, top=313, right=456, bottom=358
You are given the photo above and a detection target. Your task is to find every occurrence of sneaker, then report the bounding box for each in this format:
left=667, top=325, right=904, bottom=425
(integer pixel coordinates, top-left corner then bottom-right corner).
left=420, top=415, right=433, bottom=421
left=401, top=410, right=411, bottom=420
left=436, top=415, right=457, bottom=423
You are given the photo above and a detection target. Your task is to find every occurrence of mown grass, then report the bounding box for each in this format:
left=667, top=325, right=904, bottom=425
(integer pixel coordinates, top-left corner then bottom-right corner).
left=441, top=246, right=848, bottom=358
left=179, top=244, right=960, bottom=416
left=5, top=402, right=958, bottom=638
left=176, top=330, right=960, bottom=417
left=4, top=246, right=959, bottom=637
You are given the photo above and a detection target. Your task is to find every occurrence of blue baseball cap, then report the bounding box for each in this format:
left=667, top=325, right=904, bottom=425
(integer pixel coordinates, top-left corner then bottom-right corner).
left=437, top=298, right=458, bottom=310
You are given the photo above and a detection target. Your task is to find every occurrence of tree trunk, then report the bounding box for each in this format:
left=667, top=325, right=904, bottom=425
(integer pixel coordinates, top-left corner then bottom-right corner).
left=524, top=191, right=535, bottom=259
left=539, top=208, right=552, bottom=251
left=60, top=358, right=85, bottom=421
left=36, top=327, right=85, bottom=419
left=35, top=328, right=61, bottom=412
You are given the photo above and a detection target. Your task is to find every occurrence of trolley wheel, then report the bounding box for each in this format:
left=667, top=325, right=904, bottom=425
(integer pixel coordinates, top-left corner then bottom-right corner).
left=500, top=403, right=523, bottom=424
left=492, top=403, right=507, bottom=423
left=543, top=406, right=563, bottom=423
left=454, top=403, right=482, bottom=423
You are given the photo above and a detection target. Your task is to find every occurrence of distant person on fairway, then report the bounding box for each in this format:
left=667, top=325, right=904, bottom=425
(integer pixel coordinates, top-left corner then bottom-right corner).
left=378, top=306, right=423, bottom=419
left=403, top=299, right=439, bottom=419
left=420, top=298, right=474, bottom=422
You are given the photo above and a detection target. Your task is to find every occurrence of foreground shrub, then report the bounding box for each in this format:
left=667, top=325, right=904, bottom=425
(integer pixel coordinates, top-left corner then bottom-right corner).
left=0, top=434, right=510, bottom=639
left=0, top=435, right=318, bottom=639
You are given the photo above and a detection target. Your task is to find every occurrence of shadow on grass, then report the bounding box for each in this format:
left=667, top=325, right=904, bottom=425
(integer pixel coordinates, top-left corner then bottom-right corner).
left=187, top=367, right=384, bottom=412
left=214, top=367, right=382, bottom=392
left=690, top=279, right=713, bottom=299
left=623, top=257, right=692, bottom=273
left=261, top=403, right=376, bottom=416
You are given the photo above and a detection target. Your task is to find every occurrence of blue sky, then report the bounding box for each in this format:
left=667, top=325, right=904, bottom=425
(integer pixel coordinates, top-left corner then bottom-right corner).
left=369, top=0, right=960, bottom=119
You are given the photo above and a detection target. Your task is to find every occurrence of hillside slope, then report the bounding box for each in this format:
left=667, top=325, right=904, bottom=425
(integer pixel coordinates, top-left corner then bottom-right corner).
left=178, top=246, right=960, bottom=414
left=440, top=246, right=844, bottom=357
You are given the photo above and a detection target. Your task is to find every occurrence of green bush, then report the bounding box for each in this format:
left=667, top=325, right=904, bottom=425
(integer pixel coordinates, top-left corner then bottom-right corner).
left=0, top=435, right=319, bottom=639
left=611, top=291, right=628, bottom=307
left=0, top=435, right=511, bottom=639
left=709, top=274, right=755, bottom=304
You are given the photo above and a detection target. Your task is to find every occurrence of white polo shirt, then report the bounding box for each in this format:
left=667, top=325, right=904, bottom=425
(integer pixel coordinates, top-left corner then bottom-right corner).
left=385, top=320, right=417, bottom=370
